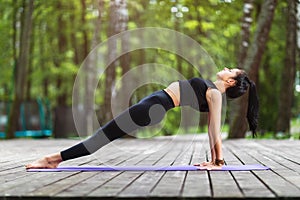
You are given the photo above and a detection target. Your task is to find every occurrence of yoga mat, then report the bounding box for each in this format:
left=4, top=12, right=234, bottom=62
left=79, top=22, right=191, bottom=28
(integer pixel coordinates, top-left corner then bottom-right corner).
left=27, top=164, right=269, bottom=172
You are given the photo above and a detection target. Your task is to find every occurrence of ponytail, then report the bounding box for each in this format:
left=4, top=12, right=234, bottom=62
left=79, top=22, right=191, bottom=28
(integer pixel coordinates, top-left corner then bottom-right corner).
left=245, top=78, right=259, bottom=137
left=226, top=71, right=259, bottom=137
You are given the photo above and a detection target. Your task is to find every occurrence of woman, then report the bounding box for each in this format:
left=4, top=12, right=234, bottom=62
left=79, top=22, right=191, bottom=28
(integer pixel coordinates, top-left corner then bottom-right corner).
left=26, top=68, right=259, bottom=170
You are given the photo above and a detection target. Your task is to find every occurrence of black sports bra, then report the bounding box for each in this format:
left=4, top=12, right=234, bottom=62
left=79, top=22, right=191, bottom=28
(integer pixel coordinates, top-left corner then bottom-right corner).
left=179, top=78, right=217, bottom=112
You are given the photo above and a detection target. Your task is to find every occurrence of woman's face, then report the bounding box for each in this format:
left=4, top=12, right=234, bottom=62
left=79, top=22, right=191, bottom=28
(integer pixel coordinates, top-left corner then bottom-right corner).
left=217, top=67, right=241, bottom=81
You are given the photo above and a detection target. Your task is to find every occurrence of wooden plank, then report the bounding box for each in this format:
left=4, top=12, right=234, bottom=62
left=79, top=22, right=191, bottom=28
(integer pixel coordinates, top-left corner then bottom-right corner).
left=55, top=171, right=123, bottom=197
left=89, top=139, right=185, bottom=198
left=116, top=138, right=192, bottom=198
left=54, top=139, right=143, bottom=197
left=257, top=140, right=300, bottom=161
left=149, top=140, right=193, bottom=198
left=256, top=140, right=300, bottom=172
left=117, top=141, right=173, bottom=198
left=197, top=141, right=243, bottom=199
left=56, top=139, right=155, bottom=197
left=253, top=171, right=300, bottom=198
left=226, top=140, right=300, bottom=198
left=209, top=171, right=243, bottom=198
left=223, top=142, right=275, bottom=198
left=2, top=162, right=89, bottom=197
left=29, top=140, right=142, bottom=197
left=260, top=148, right=300, bottom=174
left=0, top=167, right=34, bottom=185
left=1, top=136, right=300, bottom=199
left=116, top=148, right=173, bottom=197
left=1, top=139, right=130, bottom=197
left=181, top=139, right=211, bottom=198
left=1, top=170, right=78, bottom=199
left=0, top=139, right=85, bottom=197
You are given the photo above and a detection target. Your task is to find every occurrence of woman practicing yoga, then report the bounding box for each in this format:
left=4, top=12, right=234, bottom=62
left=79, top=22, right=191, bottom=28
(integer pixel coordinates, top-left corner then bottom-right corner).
left=26, top=67, right=258, bottom=170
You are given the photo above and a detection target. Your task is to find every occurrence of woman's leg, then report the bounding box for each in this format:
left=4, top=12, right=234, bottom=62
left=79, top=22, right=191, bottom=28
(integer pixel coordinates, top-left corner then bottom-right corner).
left=26, top=90, right=175, bottom=169
left=60, top=90, right=175, bottom=161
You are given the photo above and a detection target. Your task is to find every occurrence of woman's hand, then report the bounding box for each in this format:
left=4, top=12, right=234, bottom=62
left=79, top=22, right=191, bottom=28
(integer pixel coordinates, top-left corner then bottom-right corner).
left=199, top=164, right=222, bottom=170
left=193, top=159, right=224, bottom=170
left=197, top=162, right=223, bottom=170
left=193, top=161, right=214, bottom=167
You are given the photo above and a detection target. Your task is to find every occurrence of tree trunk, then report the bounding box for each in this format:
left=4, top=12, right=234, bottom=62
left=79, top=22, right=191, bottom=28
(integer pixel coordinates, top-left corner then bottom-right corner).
left=194, top=1, right=206, bottom=39
left=119, top=1, right=130, bottom=117
left=246, top=0, right=277, bottom=82
left=55, top=1, right=68, bottom=106
left=53, top=1, right=69, bottom=138
left=276, top=0, right=297, bottom=136
left=103, top=0, right=128, bottom=123
left=238, top=0, right=254, bottom=68
left=12, top=1, right=19, bottom=65
left=228, top=0, right=277, bottom=138
left=70, top=3, right=80, bottom=66
left=40, top=22, right=48, bottom=97
left=297, top=1, right=300, bottom=50
left=79, top=0, right=91, bottom=136
left=26, top=23, right=35, bottom=101
left=7, top=0, right=34, bottom=139
left=84, top=0, right=104, bottom=135
left=81, top=0, right=89, bottom=60
left=228, top=0, right=255, bottom=138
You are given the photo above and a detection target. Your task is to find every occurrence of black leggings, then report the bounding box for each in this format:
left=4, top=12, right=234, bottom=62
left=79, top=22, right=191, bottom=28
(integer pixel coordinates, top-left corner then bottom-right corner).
left=60, top=90, right=175, bottom=161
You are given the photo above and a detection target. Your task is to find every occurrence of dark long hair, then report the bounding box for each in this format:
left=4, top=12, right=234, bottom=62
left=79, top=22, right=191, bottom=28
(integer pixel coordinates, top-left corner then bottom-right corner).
left=226, top=71, right=259, bottom=136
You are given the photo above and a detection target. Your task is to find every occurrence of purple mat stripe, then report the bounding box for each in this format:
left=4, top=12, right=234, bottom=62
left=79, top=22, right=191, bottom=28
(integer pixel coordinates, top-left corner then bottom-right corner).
left=27, top=164, right=269, bottom=172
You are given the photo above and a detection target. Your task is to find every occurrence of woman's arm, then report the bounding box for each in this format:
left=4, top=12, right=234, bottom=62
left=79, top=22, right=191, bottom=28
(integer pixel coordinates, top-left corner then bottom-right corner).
left=193, top=88, right=224, bottom=168
left=201, top=88, right=224, bottom=169
left=207, top=112, right=216, bottom=162
left=195, top=112, right=215, bottom=167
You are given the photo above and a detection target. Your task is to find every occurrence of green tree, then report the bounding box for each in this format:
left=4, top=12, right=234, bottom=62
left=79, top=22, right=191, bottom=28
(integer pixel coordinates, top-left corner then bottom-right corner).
left=228, top=0, right=277, bottom=138
left=276, top=0, right=297, bottom=136
left=7, top=0, right=34, bottom=139
left=103, top=0, right=128, bottom=123
left=84, top=0, right=105, bottom=136
left=1, top=0, right=297, bottom=138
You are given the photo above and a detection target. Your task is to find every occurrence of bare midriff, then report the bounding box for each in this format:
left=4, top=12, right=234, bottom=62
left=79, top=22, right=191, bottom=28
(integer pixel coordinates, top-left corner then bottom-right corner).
left=164, top=81, right=180, bottom=107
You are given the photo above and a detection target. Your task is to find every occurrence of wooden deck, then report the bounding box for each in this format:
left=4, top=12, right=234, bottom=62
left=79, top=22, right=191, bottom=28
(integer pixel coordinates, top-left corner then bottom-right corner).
left=0, top=134, right=300, bottom=199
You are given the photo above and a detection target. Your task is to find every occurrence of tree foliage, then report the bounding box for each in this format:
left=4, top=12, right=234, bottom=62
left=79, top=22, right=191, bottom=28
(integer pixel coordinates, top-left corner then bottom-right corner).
left=0, top=0, right=299, bottom=138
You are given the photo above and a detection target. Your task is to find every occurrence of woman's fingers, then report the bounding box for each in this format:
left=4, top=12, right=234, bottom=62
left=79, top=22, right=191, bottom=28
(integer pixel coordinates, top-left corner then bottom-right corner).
left=193, top=161, right=213, bottom=167
left=197, top=163, right=223, bottom=170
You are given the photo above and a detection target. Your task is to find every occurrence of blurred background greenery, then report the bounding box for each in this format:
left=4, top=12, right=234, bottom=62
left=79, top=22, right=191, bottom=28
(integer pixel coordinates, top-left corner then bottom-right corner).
left=0, top=0, right=299, bottom=139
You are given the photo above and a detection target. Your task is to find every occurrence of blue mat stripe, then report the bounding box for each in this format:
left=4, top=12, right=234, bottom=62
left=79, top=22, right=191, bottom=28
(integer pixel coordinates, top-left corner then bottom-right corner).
left=27, top=164, right=269, bottom=172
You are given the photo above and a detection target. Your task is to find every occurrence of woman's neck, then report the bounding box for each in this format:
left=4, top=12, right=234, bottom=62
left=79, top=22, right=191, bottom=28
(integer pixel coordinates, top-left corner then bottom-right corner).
left=213, top=80, right=226, bottom=94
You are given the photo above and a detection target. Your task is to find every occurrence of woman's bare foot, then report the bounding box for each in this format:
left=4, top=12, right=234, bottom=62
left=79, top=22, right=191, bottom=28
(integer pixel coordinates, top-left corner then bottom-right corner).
left=25, top=153, right=63, bottom=169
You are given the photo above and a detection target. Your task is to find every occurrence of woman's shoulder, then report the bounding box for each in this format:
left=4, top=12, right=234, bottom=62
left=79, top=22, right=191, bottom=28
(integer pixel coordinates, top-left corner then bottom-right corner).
left=206, top=88, right=222, bottom=104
